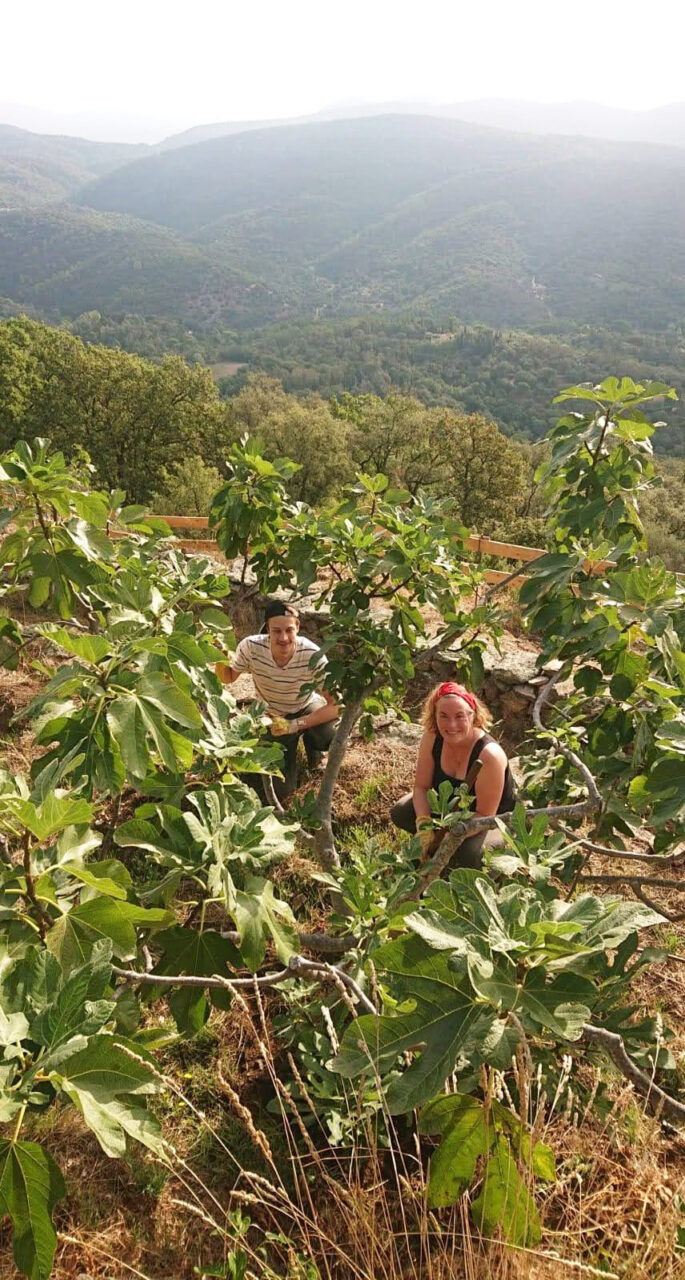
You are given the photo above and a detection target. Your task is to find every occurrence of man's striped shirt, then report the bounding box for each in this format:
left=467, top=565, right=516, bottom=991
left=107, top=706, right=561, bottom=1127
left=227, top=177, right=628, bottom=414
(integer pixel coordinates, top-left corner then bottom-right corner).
left=231, top=634, right=327, bottom=715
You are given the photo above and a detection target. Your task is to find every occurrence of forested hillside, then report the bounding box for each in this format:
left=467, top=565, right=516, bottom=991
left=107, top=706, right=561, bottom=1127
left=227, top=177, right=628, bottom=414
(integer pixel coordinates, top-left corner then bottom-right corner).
left=75, top=116, right=685, bottom=333
left=0, top=123, right=146, bottom=207
left=1, top=316, right=683, bottom=566
left=0, top=114, right=683, bottom=456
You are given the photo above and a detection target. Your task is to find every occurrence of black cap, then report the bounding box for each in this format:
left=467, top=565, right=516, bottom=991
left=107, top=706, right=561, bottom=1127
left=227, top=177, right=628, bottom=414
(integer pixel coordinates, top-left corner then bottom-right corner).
left=261, top=600, right=299, bottom=633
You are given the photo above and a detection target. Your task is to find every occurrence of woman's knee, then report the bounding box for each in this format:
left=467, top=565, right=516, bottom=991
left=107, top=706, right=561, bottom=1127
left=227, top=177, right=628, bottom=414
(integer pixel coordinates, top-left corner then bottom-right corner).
left=453, top=831, right=487, bottom=870
left=390, top=794, right=417, bottom=834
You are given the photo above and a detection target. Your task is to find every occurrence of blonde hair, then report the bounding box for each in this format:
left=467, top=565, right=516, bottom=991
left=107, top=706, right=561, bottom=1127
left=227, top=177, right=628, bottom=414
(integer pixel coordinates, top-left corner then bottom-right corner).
left=421, top=684, right=492, bottom=734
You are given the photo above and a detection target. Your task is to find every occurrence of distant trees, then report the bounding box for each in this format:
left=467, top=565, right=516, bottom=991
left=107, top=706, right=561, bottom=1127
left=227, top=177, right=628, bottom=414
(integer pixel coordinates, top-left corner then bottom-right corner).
left=331, top=391, right=529, bottom=528
left=150, top=457, right=223, bottom=517
left=228, top=374, right=353, bottom=504
left=1, top=319, right=680, bottom=568
left=0, top=317, right=231, bottom=502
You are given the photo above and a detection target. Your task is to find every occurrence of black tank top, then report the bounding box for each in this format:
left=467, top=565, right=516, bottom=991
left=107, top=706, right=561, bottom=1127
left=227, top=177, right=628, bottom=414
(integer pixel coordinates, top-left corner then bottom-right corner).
left=431, top=731, right=516, bottom=814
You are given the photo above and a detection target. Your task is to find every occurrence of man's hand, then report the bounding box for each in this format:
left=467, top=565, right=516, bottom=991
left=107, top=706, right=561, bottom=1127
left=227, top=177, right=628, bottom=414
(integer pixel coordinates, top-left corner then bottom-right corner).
left=215, top=661, right=233, bottom=684
left=269, top=715, right=290, bottom=737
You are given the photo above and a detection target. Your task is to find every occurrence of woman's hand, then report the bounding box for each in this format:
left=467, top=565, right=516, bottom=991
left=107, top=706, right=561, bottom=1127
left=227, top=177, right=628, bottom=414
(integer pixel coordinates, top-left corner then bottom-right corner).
left=417, top=819, right=435, bottom=863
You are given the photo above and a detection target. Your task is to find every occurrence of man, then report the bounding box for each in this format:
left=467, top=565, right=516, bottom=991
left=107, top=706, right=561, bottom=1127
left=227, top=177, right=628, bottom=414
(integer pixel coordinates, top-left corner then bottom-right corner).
left=216, top=600, right=339, bottom=799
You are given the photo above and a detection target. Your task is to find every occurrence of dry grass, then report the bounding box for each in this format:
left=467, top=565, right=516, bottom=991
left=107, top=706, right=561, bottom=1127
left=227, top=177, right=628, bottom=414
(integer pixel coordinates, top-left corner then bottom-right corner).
left=2, top=636, right=685, bottom=1277
left=7, top=988, right=684, bottom=1280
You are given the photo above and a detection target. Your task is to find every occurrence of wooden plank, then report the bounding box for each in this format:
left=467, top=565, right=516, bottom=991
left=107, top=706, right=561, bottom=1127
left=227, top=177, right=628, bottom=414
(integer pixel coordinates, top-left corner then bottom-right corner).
left=481, top=569, right=528, bottom=588
left=156, top=515, right=211, bottom=529
left=175, top=539, right=222, bottom=553
left=111, top=517, right=624, bottom=579
left=465, top=535, right=544, bottom=563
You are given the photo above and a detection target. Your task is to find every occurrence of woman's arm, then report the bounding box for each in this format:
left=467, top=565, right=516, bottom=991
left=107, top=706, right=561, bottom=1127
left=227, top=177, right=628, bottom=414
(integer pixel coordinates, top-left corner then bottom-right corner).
left=473, top=742, right=507, bottom=816
left=412, top=732, right=436, bottom=826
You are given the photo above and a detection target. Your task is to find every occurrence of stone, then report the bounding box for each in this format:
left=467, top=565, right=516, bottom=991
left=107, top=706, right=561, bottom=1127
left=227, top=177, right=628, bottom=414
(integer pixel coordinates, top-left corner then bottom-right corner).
left=481, top=646, right=540, bottom=687
left=379, top=719, right=423, bottom=745
left=513, top=683, right=537, bottom=702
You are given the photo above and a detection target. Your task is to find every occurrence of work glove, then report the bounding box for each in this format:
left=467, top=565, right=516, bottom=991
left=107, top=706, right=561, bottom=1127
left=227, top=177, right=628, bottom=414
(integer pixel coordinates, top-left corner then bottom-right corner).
left=269, top=715, right=290, bottom=737
left=417, top=822, right=435, bottom=863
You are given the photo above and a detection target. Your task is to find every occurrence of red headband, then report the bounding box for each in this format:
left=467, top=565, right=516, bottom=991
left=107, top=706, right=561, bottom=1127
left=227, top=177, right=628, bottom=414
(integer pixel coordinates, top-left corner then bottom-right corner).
left=434, top=682, right=478, bottom=713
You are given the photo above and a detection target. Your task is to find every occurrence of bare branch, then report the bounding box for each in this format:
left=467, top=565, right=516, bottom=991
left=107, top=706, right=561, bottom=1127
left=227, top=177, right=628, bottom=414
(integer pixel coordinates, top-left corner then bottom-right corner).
left=559, top=827, right=685, bottom=869
left=399, top=799, right=596, bottom=904
left=315, top=698, right=364, bottom=868
left=576, top=874, right=685, bottom=892
left=111, top=965, right=291, bottom=991
left=111, top=952, right=373, bottom=1010
left=483, top=565, right=529, bottom=601
left=221, top=928, right=357, bottom=957
left=533, top=670, right=601, bottom=806
left=582, top=1023, right=685, bottom=1125
left=633, top=886, right=685, bottom=925
left=287, top=955, right=376, bottom=1015
left=262, top=773, right=285, bottom=817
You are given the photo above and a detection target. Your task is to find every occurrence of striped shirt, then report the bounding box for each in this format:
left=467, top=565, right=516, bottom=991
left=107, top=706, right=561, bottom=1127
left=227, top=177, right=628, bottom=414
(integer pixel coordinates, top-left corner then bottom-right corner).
left=231, top=635, right=328, bottom=715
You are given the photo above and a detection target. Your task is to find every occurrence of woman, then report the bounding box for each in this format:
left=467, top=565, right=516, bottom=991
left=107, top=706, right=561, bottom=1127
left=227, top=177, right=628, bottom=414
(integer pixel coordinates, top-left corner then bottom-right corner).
left=390, top=681, right=516, bottom=869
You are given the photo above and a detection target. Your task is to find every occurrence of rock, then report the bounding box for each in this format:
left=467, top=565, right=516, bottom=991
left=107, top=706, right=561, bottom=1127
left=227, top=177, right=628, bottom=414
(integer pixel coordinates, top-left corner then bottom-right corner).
left=481, top=646, right=540, bottom=687
left=380, top=719, right=423, bottom=745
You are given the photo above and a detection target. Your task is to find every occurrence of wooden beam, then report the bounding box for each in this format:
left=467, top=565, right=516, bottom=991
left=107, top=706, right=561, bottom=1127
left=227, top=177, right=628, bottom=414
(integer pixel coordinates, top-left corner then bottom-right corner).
left=465, top=535, right=544, bottom=563
left=109, top=518, right=623, bottom=580
left=154, top=515, right=211, bottom=529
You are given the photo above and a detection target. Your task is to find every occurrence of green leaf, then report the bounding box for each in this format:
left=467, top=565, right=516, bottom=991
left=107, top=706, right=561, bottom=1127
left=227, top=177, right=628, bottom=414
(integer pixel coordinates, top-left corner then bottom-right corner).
left=471, top=1135, right=541, bottom=1247
left=57, top=859, right=131, bottom=901
left=0, top=1140, right=65, bottom=1280
left=332, top=935, right=516, bottom=1113
left=62, top=1089, right=165, bottom=1160
left=531, top=1141, right=556, bottom=1182
left=107, top=697, right=150, bottom=780
left=0, top=1007, right=30, bottom=1047
left=65, top=518, right=115, bottom=563
left=419, top=1094, right=491, bottom=1208
left=137, top=672, right=202, bottom=729
left=40, top=626, right=111, bottom=666
left=137, top=699, right=186, bottom=773
left=154, top=926, right=241, bottom=1030
left=46, top=899, right=173, bottom=972
left=30, top=946, right=114, bottom=1051
left=12, top=795, right=93, bottom=842
left=27, top=577, right=50, bottom=609
left=50, top=1034, right=158, bottom=1101
left=231, top=876, right=298, bottom=972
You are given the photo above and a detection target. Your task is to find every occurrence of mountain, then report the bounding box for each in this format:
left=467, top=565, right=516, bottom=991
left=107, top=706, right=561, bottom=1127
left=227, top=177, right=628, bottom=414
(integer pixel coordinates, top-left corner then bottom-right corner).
left=159, top=101, right=440, bottom=150
left=0, top=123, right=148, bottom=207
left=160, top=99, right=685, bottom=153
left=1, top=113, right=683, bottom=452
left=73, top=115, right=685, bottom=331
left=0, top=102, right=185, bottom=145
left=0, top=203, right=273, bottom=326
left=438, top=100, right=685, bottom=149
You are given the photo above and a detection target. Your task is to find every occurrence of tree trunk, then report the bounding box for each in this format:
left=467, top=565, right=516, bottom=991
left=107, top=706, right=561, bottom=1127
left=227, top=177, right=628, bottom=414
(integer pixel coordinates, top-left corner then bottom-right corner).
left=314, top=698, right=363, bottom=868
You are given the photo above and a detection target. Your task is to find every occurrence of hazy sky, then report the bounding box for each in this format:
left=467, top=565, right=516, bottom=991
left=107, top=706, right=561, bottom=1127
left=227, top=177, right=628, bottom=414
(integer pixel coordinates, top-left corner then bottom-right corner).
left=4, top=0, right=685, bottom=142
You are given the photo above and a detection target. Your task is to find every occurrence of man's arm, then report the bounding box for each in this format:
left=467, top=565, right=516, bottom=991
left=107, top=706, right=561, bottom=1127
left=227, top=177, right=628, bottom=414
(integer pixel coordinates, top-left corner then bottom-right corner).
left=216, top=638, right=251, bottom=686
left=216, top=661, right=240, bottom=685
left=294, top=689, right=340, bottom=732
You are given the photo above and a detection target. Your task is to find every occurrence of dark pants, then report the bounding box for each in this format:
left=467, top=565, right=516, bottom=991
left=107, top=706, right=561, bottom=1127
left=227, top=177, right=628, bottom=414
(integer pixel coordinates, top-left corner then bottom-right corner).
left=390, top=793, right=502, bottom=871
left=268, top=719, right=337, bottom=801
